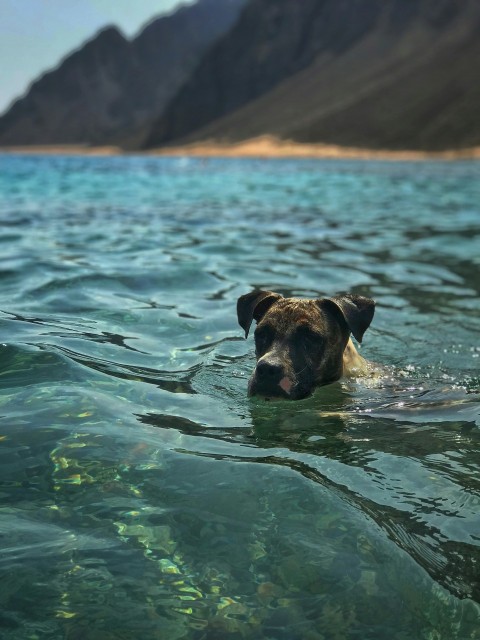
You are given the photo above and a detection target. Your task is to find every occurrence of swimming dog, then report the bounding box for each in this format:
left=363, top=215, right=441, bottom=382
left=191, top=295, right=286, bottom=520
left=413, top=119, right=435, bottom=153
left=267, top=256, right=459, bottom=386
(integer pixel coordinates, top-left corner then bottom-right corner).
left=237, top=290, right=375, bottom=399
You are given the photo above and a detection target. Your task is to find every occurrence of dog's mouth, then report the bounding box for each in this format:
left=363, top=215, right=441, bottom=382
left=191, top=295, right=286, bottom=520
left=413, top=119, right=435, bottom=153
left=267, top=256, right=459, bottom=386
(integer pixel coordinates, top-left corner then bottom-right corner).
left=248, top=373, right=313, bottom=401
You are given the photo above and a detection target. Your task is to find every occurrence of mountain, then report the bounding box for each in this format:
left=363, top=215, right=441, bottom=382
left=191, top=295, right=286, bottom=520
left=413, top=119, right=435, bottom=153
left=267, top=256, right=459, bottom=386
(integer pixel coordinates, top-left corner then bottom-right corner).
left=0, top=0, right=247, bottom=147
left=145, top=0, right=480, bottom=151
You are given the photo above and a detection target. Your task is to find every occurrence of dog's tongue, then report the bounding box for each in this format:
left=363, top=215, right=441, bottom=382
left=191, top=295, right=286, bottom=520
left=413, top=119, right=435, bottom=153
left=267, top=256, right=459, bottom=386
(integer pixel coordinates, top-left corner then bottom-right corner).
left=279, top=377, right=293, bottom=394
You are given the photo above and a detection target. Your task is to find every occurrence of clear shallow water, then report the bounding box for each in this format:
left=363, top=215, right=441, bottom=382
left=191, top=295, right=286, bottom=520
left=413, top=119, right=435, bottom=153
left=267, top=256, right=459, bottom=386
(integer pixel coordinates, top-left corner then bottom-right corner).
left=0, top=153, right=479, bottom=639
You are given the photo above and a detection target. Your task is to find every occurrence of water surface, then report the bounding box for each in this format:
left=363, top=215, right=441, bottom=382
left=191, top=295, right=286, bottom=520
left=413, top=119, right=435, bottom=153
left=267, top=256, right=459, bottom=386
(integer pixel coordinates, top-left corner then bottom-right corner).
left=0, top=154, right=479, bottom=639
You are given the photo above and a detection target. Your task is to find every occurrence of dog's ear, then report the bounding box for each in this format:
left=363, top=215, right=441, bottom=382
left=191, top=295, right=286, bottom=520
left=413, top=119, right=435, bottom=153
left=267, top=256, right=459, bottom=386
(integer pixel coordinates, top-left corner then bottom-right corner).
left=237, top=290, right=283, bottom=338
left=323, top=294, right=375, bottom=344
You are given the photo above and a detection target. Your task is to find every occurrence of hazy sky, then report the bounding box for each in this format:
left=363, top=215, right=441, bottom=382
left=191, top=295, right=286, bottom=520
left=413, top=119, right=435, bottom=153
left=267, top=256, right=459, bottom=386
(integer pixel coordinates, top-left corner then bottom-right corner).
left=0, top=0, right=184, bottom=115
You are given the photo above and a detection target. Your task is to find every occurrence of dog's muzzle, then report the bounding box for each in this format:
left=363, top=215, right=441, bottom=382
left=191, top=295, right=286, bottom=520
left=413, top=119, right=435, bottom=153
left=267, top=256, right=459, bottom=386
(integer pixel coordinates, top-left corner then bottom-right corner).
left=248, top=355, right=295, bottom=398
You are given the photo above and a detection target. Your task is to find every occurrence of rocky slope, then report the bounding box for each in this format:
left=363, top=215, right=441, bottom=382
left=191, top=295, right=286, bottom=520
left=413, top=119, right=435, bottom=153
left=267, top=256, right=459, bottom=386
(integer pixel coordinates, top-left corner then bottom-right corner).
left=145, top=0, right=480, bottom=151
left=0, top=0, right=247, bottom=146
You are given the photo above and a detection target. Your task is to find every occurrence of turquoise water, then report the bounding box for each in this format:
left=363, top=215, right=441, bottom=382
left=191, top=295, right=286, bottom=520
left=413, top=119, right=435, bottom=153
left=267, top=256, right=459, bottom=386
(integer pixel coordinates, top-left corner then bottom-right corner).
left=0, top=153, right=479, bottom=639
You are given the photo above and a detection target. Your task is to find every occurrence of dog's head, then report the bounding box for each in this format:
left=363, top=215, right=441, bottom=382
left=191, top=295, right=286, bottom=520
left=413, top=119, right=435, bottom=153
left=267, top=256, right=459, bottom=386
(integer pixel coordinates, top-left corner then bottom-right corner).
left=237, top=290, right=375, bottom=400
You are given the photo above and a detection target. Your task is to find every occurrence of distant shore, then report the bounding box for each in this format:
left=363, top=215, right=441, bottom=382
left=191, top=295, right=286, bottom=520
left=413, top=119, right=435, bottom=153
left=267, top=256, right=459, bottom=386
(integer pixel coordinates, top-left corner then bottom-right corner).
left=2, top=135, right=480, bottom=161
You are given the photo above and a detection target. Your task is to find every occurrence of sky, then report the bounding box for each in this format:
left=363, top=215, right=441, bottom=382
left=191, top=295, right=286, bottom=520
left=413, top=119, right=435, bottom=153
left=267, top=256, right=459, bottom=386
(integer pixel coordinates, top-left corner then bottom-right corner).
left=0, top=0, right=185, bottom=115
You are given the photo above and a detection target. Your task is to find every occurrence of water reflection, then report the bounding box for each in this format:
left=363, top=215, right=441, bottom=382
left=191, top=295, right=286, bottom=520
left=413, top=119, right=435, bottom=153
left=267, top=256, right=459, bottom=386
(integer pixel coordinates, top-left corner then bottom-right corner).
left=138, top=372, right=480, bottom=609
left=1, top=155, right=479, bottom=638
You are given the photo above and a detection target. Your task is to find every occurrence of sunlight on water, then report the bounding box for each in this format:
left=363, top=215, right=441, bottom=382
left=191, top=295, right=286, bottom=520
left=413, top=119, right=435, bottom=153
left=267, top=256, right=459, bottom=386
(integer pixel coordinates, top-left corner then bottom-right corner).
left=0, top=154, right=479, bottom=639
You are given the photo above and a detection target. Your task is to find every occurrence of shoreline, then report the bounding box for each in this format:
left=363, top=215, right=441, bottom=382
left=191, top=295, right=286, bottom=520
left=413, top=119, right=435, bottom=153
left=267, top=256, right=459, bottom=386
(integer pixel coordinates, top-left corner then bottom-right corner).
left=2, top=135, right=480, bottom=161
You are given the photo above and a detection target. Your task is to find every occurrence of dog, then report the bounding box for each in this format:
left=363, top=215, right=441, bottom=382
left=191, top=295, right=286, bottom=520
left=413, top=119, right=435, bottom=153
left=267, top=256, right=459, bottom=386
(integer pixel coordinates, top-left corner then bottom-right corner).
left=237, top=290, right=375, bottom=400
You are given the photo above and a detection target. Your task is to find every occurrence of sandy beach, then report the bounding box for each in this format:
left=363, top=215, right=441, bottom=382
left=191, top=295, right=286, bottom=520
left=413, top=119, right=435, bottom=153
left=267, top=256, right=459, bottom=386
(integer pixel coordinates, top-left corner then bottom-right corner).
left=2, top=135, right=480, bottom=161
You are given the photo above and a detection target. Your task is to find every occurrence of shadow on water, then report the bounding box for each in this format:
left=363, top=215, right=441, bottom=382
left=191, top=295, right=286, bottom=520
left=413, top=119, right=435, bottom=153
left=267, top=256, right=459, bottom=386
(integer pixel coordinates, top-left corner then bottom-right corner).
left=140, top=371, right=480, bottom=608
left=139, top=358, right=480, bottom=602
left=251, top=420, right=479, bottom=602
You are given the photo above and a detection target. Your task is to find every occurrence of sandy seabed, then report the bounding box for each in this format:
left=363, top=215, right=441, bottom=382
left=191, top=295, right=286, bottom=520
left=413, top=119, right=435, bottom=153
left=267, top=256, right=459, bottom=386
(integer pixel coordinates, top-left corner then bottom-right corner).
left=2, top=135, right=480, bottom=161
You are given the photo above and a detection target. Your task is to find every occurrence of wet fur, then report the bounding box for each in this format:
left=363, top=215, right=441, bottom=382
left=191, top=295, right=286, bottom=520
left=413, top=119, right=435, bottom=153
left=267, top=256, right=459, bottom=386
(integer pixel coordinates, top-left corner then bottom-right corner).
left=237, top=291, right=375, bottom=400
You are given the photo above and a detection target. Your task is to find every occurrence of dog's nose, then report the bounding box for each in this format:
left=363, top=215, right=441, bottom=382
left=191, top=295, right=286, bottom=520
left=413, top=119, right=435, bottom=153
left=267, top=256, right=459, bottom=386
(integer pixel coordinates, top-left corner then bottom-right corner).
left=256, top=359, right=283, bottom=383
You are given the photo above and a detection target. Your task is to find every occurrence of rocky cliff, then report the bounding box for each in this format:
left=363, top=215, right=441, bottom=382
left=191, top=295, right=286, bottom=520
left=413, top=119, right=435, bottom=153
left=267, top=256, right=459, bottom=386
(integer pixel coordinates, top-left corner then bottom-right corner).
left=0, top=0, right=247, bottom=147
left=145, top=0, right=480, bottom=151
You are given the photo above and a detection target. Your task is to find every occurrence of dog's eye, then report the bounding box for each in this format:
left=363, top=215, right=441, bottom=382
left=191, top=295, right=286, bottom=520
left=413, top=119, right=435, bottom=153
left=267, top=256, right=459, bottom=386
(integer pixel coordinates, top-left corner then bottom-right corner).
left=254, top=326, right=273, bottom=353
left=296, top=326, right=322, bottom=347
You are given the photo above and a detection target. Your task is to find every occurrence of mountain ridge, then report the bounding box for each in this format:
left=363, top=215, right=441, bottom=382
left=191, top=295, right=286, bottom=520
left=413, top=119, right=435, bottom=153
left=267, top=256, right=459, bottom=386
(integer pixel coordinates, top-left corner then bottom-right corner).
left=145, top=0, right=480, bottom=151
left=2, top=0, right=479, bottom=152
left=0, top=0, right=247, bottom=147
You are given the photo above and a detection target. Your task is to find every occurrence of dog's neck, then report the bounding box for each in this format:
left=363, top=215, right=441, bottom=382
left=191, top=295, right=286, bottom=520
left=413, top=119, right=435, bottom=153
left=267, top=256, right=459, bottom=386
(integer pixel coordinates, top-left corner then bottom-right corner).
left=342, top=338, right=369, bottom=377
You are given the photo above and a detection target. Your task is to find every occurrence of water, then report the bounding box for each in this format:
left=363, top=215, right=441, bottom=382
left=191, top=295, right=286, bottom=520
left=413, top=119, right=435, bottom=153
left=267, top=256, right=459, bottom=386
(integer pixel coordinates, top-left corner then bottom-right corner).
left=0, top=153, right=479, bottom=640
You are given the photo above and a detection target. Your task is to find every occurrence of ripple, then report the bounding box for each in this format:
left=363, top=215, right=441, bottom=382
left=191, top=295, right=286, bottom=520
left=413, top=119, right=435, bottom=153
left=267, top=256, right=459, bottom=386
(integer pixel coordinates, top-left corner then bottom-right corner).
left=1, top=155, right=479, bottom=638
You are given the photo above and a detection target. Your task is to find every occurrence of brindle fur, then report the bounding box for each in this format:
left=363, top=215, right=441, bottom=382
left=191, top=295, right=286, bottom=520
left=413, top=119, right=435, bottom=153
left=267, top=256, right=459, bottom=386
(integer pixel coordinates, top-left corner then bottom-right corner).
left=237, top=290, right=375, bottom=400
